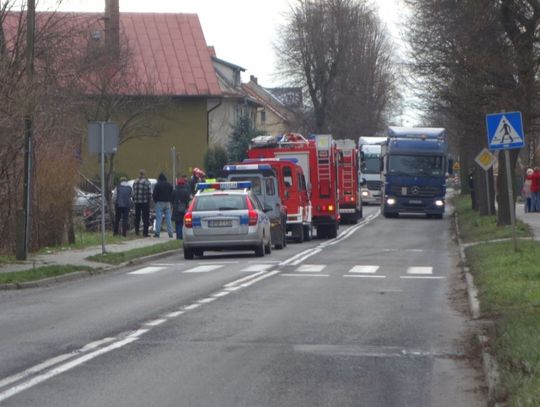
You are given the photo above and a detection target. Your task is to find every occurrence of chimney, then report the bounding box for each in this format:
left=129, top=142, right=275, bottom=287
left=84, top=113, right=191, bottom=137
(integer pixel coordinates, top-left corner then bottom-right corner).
left=250, top=75, right=258, bottom=84
left=105, top=0, right=120, bottom=57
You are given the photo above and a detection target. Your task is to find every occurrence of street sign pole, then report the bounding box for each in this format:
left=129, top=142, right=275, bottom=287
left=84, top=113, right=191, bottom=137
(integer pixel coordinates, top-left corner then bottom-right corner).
left=100, top=122, right=106, bottom=255
left=485, top=170, right=491, bottom=215
left=504, top=149, right=517, bottom=251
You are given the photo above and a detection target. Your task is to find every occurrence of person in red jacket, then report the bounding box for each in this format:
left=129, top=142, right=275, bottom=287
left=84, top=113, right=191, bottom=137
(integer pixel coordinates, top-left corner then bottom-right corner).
left=531, top=167, right=540, bottom=212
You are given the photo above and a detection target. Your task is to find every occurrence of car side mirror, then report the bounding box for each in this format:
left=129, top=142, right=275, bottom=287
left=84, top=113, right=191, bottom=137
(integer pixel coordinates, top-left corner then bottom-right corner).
left=361, top=178, right=367, bottom=186
left=263, top=204, right=273, bottom=213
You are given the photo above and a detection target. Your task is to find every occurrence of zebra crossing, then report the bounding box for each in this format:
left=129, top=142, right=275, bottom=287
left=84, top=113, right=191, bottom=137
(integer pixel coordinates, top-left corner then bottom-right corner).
left=128, top=263, right=443, bottom=279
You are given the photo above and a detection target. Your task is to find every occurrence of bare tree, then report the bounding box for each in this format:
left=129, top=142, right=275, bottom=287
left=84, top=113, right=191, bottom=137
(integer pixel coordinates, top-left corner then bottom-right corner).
left=275, top=0, right=397, bottom=137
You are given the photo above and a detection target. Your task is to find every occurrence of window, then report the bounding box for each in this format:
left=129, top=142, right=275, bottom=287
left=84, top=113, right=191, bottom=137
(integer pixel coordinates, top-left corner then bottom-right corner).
left=265, top=178, right=276, bottom=195
left=283, top=166, right=293, bottom=187
left=193, top=195, right=247, bottom=211
left=260, top=110, right=266, bottom=123
left=230, top=176, right=262, bottom=195
left=388, top=155, right=444, bottom=177
left=298, top=171, right=306, bottom=191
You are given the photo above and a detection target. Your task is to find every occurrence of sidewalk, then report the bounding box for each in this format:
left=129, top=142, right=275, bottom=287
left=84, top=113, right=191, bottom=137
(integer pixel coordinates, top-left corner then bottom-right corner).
left=0, top=236, right=179, bottom=274
left=516, top=202, right=540, bottom=240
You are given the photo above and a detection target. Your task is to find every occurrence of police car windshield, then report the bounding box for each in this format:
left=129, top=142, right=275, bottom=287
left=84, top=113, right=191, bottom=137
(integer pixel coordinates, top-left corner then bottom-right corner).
left=388, top=154, right=444, bottom=177
left=193, top=195, right=247, bottom=211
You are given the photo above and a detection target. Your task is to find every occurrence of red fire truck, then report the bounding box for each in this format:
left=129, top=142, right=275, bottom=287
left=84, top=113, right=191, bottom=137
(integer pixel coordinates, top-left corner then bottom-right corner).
left=335, top=139, right=363, bottom=224
left=248, top=133, right=340, bottom=239
left=243, top=158, right=312, bottom=242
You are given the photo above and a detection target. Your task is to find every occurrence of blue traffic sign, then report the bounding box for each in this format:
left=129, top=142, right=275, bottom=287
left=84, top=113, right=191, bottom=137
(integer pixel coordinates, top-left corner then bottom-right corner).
left=486, top=111, right=524, bottom=150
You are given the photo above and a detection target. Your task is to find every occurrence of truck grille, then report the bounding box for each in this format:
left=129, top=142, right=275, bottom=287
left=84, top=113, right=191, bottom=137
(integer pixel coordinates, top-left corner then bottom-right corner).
left=366, top=180, right=382, bottom=191
left=389, top=185, right=441, bottom=197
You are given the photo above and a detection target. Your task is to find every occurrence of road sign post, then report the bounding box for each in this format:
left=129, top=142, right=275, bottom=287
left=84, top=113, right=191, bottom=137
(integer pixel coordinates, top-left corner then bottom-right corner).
left=474, top=148, right=496, bottom=215
left=88, top=122, right=119, bottom=255
left=486, top=111, right=525, bottom=252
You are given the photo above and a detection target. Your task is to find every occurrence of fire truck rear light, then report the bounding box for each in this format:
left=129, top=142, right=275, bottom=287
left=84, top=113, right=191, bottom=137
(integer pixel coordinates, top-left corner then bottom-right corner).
left=350, top=196, right=355, bottom=202
left=322, top=205, right=327, bottom=211
left=328, top=205, right=334, bottom=212
left=184, top=212, right=193, bottom=228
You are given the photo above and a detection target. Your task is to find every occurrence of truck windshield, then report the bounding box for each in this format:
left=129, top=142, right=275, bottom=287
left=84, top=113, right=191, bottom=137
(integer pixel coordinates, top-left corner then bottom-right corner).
left=363, top=156, right=380, bottom=174
left=388, top=155, right=444, bottom=177
left=229, top=176, right=262, bottom=195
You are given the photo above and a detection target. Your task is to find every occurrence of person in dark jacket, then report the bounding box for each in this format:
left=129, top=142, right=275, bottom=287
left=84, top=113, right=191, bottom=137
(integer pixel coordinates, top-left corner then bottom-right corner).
left=132, top=169, right=152, bottom=237
left=171, top=176, right=191, bottom=240
left=152, top=173, right=174, bottom=238
left=114, top=177, right=133, bottom=236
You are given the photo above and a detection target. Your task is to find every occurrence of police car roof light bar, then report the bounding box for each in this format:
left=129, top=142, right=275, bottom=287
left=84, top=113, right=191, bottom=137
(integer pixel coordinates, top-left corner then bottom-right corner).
left=196, top=181, right=252, bottom=191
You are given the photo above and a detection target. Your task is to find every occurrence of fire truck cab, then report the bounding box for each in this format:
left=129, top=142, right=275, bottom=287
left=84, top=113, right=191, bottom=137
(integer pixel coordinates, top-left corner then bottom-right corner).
left=243, top=158, right=311, bottom=243
left=335, top=139, right=363, bottom=224
left=248, top=133, right=340, bottom=239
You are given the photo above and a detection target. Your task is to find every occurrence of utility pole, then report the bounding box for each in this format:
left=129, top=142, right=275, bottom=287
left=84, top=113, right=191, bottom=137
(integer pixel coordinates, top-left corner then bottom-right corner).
left=18, top=0, right=35, bottom=260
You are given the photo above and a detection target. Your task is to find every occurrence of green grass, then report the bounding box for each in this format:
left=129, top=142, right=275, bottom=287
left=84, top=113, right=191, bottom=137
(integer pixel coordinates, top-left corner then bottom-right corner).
left=456, top=194, right=540, bottom=405
left=0, top=265, right=93, bottom=285
left=455, top=195, right=530, bottom=242
left=0, top=254, right=16, bottom=267
left=38, top=231, right=138, bottom=254
left=86, top=240, right=182, bottom=264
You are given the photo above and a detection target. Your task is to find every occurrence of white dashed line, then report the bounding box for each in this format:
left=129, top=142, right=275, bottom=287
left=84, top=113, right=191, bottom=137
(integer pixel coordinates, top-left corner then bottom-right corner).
left=198, top=298, right=216, bottom=304
left=349, top=265, right=379, bottom=274
left=343, top=275, right=386, bottom=279
left=212, top=291, right=230, bottom=297
left=296, top=264, right=326, bottom=272
left=128, top=266, right=165, bottom=275
left=400, top=276, right=445, bottom=280
left=407, top=266, right=433, bottom=275
left=280, top=274, right=330, bottom=277
left=241, top=264, right=274, bottom=272
left=144, top=319, right=167, bottom=327
left=184, top=304, right=201, bottom=310
left=183, top=265, right=224, bottom=273
left=164, top=311, right=184, bottom=318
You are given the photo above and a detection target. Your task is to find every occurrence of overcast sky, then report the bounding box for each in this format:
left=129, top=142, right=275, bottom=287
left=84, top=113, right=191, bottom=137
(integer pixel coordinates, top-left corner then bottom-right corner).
left=35, top=0, right=409, bottom=88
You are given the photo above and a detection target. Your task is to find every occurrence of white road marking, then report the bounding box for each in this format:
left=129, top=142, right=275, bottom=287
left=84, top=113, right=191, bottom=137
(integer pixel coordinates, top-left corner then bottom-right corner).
left=183, top=265, right=223, bottom=273
left=225, top=286, right=242, bottom=291
left=296, top=264, right=326, bottom=272
left=280, top=274, right=330, bottom=277
left=240, top=270, right=282, bottom=287
left=144, top=319, right=167, bottom=327
left=212, top=291, right=230, bottom=297
left=164, top=311, right=184, bottom=318
left=241, top=264, right=274, bottom=272
left=349, top=265, right=379, bottom=274
left=407, top=266, right=433, bottom=275
left=197, top=261, right=239, bottom=265
left=198, top=297, right=216, bottom=304
left=79, top=337, right=116, bottom=352
left=184, top=304, right=201, bottom=310
left=400, top=276, right=445, bottom=280
left=0, top=336, right=139, bottom=403
left=128, top=266, right=165, bottom=275
left=344, top=275, right=386, bottom=279
left=127, top=329, right=149, bottom=338
left=224, top=271, right=268, bottom=287
left=290, top=248, right=322, bottom=266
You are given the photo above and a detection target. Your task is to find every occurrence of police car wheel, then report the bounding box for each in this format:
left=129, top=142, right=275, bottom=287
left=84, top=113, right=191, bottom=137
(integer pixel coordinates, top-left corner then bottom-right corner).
left=184, top=247, right=194, bottom=260
left=265, top=239, right=272, bottom=254
left=254, top=241, right=265, bottom=257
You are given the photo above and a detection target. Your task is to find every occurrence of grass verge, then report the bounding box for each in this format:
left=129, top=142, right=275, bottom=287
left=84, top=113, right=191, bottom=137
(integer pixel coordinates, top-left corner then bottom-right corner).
left=457, top=195, right=540, bottom=405
left=86, top=240, right=181, bottom=265
left=0, top=265, right=93, bottom=285
left=38, top=231, right=138, bottom=254
left=455, top=195, right=530, bottom=243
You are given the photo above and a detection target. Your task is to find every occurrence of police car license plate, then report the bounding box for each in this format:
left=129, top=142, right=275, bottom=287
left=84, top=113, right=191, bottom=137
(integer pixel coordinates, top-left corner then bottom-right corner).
left=209, top=219, right=232, bottom=227
left=409, top=199, right=422, bottom=204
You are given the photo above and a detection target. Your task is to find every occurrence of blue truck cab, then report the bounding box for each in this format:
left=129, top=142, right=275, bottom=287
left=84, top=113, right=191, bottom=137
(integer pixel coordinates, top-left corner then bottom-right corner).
left=381, top=127, right=452, bottom=219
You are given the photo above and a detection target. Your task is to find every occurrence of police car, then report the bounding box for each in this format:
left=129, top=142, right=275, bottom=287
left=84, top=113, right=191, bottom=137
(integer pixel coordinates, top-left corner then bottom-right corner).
left=182, top=181, right=272, bottom=260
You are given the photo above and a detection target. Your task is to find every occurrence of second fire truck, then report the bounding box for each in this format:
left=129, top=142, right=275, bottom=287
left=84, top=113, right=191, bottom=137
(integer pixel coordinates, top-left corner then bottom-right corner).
left=248, top=133, right=341, bottom=239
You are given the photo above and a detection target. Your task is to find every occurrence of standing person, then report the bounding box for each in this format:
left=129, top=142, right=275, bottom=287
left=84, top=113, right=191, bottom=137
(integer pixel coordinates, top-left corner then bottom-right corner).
left=532, top=167, right=540, bottom=212
left=113, top=177, right=132, bottom=237
left=152, top=173, right=174, bottom=238
left=189, top=168, right=206, bottom=196
left=132, top=169, right=152, bottom=237
left=171, top=176, right=191, bottom=240
left=522, top=168, right=533, bottom=213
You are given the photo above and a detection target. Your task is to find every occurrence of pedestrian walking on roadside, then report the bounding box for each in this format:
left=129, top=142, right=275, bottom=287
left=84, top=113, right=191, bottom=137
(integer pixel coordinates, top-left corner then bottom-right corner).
left=132, top=169, right=152, bottom=237
left=532, top=167, right=540, bottom=212
left=152, top=172, right=174, bottom=238
left=171, top=176, right=191, bottom=240
left=113, top=176, right=133, bottom=237
left=522, top=168, right=533, bottom=213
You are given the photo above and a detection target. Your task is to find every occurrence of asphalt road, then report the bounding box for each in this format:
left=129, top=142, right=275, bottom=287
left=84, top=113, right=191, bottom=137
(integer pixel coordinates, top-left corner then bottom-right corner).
left=0, top=205, right=485, bottom=406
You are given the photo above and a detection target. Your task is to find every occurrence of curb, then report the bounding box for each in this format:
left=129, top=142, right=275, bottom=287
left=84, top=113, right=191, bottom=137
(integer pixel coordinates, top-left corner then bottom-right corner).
left=0, top=248, right=181, bottom=290
left=454, top=212, right=501, bottom=406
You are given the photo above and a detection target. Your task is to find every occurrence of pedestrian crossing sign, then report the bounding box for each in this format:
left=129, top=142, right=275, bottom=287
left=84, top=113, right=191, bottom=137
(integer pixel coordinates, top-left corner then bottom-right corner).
left=486, top=111, right=524, bottom=150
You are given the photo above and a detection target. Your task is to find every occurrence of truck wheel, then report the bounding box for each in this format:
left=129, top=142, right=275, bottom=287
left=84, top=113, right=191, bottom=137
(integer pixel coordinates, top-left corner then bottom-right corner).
left=303, top=225, right=312, bottom=241
left=274, top=229, right=285, bottom=250
left=184, top=247, right=194, bottom=260
left=328, top=224, right=338, bottom=238
left=294, top=224, right=304, bottom=243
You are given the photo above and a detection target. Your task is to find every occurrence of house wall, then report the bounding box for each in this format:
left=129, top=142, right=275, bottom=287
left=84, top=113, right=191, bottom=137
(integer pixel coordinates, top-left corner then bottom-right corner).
left=257, top=109, right=288, bottom=135
left=81, top=98, right=208, bottom=181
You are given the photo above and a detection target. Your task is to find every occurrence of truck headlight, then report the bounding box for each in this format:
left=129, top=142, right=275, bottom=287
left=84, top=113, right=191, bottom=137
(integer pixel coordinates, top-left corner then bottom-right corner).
left=362, top=191, right=369, bottom=197
left=435, top=199, right=444, bottom=207
left=386, top=197, right=396, bottom=205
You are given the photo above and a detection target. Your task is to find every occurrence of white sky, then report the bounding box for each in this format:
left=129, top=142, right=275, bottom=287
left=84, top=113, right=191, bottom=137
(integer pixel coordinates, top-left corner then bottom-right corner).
left=35, top=0, right=409, bottom=88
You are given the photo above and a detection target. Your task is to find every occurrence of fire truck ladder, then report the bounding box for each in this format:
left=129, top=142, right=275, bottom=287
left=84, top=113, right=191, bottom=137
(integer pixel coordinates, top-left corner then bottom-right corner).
left=342, top=159, right=353, bottom=191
